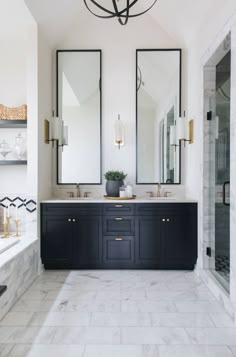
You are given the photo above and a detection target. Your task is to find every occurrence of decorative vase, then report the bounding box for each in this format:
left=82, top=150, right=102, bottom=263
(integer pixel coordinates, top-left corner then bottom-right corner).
left=106, top=180, right=124, bottom=197
left=14, top=133, right=26, bottom=160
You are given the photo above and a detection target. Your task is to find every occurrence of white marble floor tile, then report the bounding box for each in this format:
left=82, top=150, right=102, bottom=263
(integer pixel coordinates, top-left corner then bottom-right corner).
left=209, top=313, right=236, bottom=327
left=121, top=327, right=190, bottom=345
left=175, top=301, right=225, bottom=313
left=0, top=344, right=15, bottom=357
left=21, top=290, right=49, bottom=301
left=150, top=313, right=215, bottom=327
left=186, top=327, right=236, bottom=345
left=51, top=326, right=120, bottom=345
left=0, top=326, right=56, bottom=344
left=46, top=290, right=97, bottom=300
left=230, top=346, right=236, bottom=356
left=158, top=345, right=234, bottom=357
left=1, top=269, right=236, bottom=356
left=121, top=300, right=176, bottom=313
left=90, top=312, right=151, bottom=327
left=29, top=311, right=91, bottom=327
left=11, top=299, right=68, bottom=313
left=84, top=345, right=160, bottom=357
left=0, top=312, right=34, bottom=326
left=7, top=344, right=85, bottom=357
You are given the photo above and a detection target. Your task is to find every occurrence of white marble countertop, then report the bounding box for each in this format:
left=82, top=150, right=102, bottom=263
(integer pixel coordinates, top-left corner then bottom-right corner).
left=41, top=198, right=198, bottom=204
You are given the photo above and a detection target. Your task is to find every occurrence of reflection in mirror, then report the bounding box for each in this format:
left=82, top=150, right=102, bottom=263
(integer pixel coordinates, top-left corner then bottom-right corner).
left=136, top=49, right=181, bottom=184
left=57, top=50, right=102, bottom=184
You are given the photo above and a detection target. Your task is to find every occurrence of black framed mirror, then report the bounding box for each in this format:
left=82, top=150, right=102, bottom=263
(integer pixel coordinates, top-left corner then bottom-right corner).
left=136, top=49, right=182, bottom=184
left=56, top=49, right=102, bottom=185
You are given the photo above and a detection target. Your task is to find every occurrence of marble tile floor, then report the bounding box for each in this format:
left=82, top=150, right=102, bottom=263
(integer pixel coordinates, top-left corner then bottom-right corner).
left=0, top=270, right=236, bottom=356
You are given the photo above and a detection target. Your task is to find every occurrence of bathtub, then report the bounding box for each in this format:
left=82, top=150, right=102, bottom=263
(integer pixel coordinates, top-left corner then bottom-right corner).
left=0, top=238, right=20, bottom=254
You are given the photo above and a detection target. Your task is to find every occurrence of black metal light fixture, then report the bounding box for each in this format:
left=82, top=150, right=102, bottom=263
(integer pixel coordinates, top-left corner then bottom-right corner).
left=83, top=0, right=158, bottom=26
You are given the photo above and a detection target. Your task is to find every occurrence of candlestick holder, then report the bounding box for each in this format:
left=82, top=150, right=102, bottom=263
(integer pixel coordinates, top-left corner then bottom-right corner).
left=1, top=221, right=10, bottom=238
left=14, top=219, right=20, bottom=238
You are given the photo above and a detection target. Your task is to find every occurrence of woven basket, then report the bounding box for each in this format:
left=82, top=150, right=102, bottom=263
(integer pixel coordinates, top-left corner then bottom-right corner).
left=0, top=104, right=27, bottom=120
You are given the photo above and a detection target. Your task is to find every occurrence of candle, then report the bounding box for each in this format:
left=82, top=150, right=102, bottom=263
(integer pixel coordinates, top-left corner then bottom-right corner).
left=3, top=208, right=6, bottom=224
left=7, top=206, right=10, bottom=218
left=15, top=206, right=18, bottom=220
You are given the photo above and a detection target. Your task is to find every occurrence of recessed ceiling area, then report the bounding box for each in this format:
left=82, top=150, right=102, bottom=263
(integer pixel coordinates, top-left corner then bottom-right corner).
left=23, top=0, right=233, bottom=47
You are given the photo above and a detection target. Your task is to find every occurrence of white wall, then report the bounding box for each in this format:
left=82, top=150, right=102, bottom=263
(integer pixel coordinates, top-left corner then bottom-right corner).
left=185, top=1, right=236, bottom=317
left=38, top=30, right=53, bottom=200
left=53, top=8, right=182, bottom=194
left=0, top=0, right=38, bottom=197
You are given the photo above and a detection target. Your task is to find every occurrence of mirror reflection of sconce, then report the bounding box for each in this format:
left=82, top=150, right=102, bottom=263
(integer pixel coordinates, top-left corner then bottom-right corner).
left=114, top=114, right=125, bottom=149
left=44, top=117, right=68, bottom=147
left=177, top=114, right=194, bottom=146
left=170, top=125, right=179, bottom=151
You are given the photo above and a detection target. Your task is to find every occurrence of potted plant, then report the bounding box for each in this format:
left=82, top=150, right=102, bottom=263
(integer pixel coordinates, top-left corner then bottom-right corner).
left=104, top=170, right=127, bottom=197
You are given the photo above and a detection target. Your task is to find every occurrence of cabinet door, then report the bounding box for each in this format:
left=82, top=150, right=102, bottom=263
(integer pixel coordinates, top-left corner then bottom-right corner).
left=136, top=216, right=164, bottom=266
left=41, top=216, right=73, bottom=267
left=164, top=212, right=197, bottom=267
left=103, top=236, right=134, bottom=265
left=74, top=216, right=102, bottom=266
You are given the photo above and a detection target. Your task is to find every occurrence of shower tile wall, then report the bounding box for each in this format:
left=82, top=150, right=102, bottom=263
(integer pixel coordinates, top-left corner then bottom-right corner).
left=199, top=13, right=236, bottom=318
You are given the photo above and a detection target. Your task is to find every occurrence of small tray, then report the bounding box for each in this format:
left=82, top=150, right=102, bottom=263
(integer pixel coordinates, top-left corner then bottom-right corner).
left=104, top=195, right=136, bottom=200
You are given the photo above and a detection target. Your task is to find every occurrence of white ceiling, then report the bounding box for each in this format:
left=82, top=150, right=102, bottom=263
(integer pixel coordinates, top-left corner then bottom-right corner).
left=23, top=0, right=232, bottom=47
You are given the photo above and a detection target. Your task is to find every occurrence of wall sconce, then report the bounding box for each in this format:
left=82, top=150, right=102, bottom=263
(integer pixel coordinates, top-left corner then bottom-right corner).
left=170, top=125, right=179, bottom=150
left=44, top=117, right=68, bottom=147
left=177, top=114, right=194, bottom=146
left=114, top=114, right=124, bottom=149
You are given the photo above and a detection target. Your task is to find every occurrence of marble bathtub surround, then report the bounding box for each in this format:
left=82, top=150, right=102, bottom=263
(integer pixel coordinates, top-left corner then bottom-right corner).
left=0, top=237, right=38, bottom=321
left=1, top=270, right=236, bottom=357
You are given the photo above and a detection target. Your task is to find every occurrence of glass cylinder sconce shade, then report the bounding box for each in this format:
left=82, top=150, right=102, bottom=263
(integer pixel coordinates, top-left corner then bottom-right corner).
left=170, top=125, right=177, bottom=146
left=177, top=116, right=187, bottom=141
left=114, top=114, right=124, bottom=149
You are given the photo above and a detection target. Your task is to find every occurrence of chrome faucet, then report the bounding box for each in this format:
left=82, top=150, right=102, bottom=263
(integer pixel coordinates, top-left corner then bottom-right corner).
left=157, top=183, right=161, bottom=197
left=76, top=184, right=80, bottom=198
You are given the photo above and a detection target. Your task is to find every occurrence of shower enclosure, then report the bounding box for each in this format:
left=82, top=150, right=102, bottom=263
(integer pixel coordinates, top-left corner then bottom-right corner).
left=204, top=33, right=231, bottom=291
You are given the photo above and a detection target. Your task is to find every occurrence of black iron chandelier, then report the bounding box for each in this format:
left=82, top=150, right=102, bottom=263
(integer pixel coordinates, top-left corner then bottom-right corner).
left=83, top=0, right=158, bottom=26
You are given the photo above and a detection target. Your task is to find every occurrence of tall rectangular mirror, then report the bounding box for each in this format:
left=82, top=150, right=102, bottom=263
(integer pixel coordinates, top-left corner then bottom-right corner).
left=56, top=50, right=102, bottom=184
left=136, top=49, right=181, bottom=184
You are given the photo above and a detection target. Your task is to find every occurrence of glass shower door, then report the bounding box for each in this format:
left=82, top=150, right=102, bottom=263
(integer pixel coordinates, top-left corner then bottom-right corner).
left=204, top=34, right=231, bottom=291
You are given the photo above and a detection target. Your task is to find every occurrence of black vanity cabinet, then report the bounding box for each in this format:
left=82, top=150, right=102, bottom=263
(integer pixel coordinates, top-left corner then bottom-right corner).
left=41, top=215, right=74, bottom=268
left=41, top=202, right=197, bottom=270
left=135, top=204, right=197, bottom=269
left=41, top=204, right=102, bottom=268
left=103, top=204, right=135, bottom=267
left=74, top=215, right=102, bottom=267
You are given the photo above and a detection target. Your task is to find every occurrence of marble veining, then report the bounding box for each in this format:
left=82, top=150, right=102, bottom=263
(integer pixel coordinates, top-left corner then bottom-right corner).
left=0, top=270, right=236, bottom=356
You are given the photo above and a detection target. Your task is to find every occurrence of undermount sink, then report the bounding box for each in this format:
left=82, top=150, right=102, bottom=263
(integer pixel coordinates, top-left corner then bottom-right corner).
left=67, top=197, right=94, bottom=200
left=148, top=197, right=177, bottom=200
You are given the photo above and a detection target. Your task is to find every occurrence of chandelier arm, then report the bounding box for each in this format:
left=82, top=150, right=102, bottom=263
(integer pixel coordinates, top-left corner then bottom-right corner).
left=122, top=0, right=158, bottom=18
left=112, top=0, right=130, bottom=25
left=83, top=0, right=117, bottom=18
left=84, top=0, right=158, bottom=21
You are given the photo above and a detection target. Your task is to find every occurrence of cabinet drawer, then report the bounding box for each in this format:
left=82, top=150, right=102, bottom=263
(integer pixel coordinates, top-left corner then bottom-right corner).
left=103, top=203, right=134, bottom=216
left=136, top=203, right=196, bottom=216
left=103, top=216, right=134, bottom=235
left=103, top=236, right=134, bottom=264
left=41, top=203, right=102, bottom=216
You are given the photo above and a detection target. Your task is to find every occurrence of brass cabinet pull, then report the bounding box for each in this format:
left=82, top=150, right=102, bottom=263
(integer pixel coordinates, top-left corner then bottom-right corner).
left=115, top=205, right=123, bottom=208
left=115, top=237, right=124, bottom=241
left=115, top=217, right=123, bottom=221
